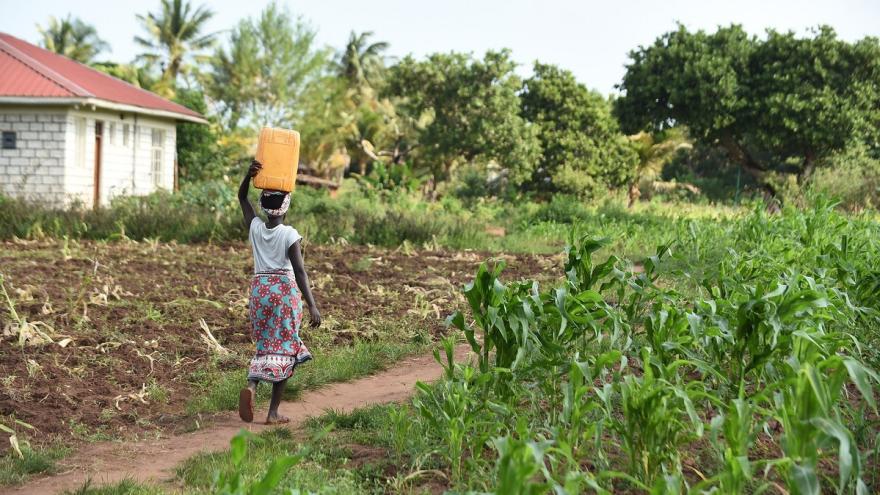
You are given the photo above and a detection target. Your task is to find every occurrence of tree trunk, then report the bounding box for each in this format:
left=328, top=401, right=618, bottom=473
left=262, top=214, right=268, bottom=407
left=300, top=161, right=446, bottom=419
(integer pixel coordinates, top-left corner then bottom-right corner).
left=797, top=151, right=816, bottom=186
left=718, top=133, right=779, bottom=207
left=627, top=181, right=640, bottom=208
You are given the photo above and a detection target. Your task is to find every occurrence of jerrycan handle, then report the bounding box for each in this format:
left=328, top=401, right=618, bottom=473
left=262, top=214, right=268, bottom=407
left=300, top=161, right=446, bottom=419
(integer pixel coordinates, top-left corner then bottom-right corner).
left=270, top=129, right=290, bottom=145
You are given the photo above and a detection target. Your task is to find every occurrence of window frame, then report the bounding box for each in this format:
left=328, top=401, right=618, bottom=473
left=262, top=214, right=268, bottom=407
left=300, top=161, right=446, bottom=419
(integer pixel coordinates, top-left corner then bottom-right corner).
left=150, top=128, right=165, bottom=187
left=75, top=117, right=87, bottom=168
left=1, top=131, right=15, bottom=150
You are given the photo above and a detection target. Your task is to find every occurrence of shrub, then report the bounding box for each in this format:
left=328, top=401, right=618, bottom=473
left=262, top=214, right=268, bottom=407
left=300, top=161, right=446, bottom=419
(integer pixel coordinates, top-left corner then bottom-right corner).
left=810, top=143, right=880, bottom=211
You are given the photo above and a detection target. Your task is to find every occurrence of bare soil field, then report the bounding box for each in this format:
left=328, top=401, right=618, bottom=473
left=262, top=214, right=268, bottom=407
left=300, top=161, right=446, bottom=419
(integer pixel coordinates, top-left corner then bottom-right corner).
left=0, top=239, right=558, bottom=447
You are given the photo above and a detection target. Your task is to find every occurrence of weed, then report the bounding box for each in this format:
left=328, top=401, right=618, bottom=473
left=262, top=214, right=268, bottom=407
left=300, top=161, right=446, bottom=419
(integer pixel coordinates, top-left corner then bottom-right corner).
left=145, top=378, right=170, bottom=405
left=63, top=478, right=165, bottom=495
left=0, top=444, right=67, bottom=487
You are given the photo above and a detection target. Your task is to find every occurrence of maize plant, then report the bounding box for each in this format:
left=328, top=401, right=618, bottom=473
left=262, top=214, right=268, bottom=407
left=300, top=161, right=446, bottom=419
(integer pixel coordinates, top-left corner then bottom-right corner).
left=211, top=430, right=302, bottom=495
left=418, top=205, right=880, bottom=493
left=697, top=398, right=766, bottom=494
left=491, top=434, right=553, bottom=495
left=600, top=348, right=703, bottom=487
left=774, top=357, right=878, bottom=494
left=413, top=364, right=499, bottom=482
left=448, top=261, right=536, bottom=375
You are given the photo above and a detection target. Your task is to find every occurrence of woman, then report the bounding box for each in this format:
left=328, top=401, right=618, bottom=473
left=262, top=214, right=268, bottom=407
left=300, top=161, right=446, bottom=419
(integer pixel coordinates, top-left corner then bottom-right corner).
left=237, top=159, right=321, bottom=424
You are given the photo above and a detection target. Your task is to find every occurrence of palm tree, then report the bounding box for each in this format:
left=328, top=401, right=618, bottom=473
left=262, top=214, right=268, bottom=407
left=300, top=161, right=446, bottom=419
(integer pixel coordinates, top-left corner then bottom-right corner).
left=338, top=31, right=389, bottom=88
left=135, top=0, right=216, bottom=89
left=627, top=128, right=693, bottom=207
left=37, top=15, right=109, bottom=64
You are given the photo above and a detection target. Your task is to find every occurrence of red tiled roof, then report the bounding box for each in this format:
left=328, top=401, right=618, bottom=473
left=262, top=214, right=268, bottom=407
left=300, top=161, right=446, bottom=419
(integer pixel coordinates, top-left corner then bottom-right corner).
left=0, top=32, right=204, bottom=122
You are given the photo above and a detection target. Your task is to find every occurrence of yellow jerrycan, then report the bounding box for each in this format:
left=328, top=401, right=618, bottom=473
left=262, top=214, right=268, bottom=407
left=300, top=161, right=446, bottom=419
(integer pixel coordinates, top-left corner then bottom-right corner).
left=254, top=127, right=300, bottom=192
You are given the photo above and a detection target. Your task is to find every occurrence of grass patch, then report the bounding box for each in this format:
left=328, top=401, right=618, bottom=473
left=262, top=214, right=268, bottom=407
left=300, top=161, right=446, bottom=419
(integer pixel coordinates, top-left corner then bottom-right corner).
left=0, top=444, right=68, bottom=486
left=175, top=428, right=363, bottom=494
left=63, top=478, right=165, bottom=495
left=185, top=339, right=427, bottom=415
left=182, top=404, right=434, bottom=493
left=284, top=340, right=426, bottom=399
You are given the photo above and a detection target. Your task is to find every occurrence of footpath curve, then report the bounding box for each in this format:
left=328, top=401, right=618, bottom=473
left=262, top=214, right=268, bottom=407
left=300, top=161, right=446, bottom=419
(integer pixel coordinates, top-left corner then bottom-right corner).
left=5, top=345, right=470, bottom=495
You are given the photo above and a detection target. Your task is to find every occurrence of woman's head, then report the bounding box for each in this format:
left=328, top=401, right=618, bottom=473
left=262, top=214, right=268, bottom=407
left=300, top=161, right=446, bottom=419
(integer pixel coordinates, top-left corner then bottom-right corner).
left=260, top=190, right=290, bottom=218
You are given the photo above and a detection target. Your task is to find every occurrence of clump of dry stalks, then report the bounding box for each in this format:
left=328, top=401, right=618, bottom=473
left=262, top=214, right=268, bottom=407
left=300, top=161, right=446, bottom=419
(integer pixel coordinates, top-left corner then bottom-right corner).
left=199, top=318, right=229, bottom=356
left=0, top=274, right=71, bottom=348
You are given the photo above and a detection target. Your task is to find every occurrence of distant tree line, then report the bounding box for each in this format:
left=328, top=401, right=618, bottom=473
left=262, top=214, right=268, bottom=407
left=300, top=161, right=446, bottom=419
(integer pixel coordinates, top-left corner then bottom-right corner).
left=36, top=2, right=880, bottom=205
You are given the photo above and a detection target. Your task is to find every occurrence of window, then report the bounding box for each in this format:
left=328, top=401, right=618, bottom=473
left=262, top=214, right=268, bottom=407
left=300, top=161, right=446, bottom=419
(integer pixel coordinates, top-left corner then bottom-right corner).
left=122, top=124, right=130, bottom=147
left=151, top=128, right=165, bottom=187
left=108, top=122, right=116, bottom=145
left=75, top=117, right=87, bottom=167
left=1, top=131, right=15, bottom=149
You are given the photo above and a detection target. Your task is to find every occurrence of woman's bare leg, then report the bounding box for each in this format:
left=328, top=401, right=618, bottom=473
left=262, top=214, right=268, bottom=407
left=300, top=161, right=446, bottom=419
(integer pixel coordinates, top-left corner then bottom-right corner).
left=267, top=378, right=288, bottom=423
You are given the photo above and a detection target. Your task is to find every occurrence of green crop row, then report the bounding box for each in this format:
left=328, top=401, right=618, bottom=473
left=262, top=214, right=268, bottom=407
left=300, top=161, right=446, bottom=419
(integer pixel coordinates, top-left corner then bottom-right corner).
left=403, top=199, right=880, bottom=493
left=182, top=198, right=880, bottom=494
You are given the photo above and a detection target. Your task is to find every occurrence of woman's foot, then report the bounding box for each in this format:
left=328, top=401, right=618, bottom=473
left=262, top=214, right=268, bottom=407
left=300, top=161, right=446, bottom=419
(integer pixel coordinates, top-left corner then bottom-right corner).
left=238, top=388, right=255, bottom=423
left=265, top=413, right=290, bottom=425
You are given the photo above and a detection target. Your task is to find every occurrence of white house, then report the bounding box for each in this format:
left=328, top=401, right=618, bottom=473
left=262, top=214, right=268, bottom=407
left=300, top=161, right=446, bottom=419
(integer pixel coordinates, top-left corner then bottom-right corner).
left=0, top=32, right=206, bottom=208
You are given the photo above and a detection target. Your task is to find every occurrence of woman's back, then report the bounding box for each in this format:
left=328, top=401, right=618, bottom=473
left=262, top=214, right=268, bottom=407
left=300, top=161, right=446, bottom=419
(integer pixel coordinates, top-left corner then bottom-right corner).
left=248, top=217, right=301, bottom=273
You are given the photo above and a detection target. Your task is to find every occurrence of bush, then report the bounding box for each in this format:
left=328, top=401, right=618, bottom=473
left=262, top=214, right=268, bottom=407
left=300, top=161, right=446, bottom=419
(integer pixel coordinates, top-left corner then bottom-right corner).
left=662, top=144, right=761, bottom=203
left=810, top=144, right=880, bottom=211
left=0, top=182, right=487, bottom=248
left=530, top=195, right=591, bottom=224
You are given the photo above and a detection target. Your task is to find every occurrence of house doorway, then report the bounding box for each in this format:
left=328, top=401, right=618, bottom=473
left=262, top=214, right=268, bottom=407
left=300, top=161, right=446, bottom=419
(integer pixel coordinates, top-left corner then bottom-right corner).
left=94, top=121, right=103, bottom=208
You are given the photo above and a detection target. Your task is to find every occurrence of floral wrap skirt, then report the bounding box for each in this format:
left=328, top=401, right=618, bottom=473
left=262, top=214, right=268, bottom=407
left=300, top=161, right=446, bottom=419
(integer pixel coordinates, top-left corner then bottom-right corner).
left=247, top=270, right=312, bottom=382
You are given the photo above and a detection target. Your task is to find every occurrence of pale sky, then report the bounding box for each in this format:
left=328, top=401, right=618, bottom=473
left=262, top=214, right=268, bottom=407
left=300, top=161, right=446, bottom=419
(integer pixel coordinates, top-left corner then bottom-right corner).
left=1, top=0, right=878, bottom=94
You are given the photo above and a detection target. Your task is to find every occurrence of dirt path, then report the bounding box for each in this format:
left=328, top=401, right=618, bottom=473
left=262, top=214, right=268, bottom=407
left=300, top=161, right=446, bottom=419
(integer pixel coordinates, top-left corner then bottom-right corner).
left=4, top=345, right=471, bottom=495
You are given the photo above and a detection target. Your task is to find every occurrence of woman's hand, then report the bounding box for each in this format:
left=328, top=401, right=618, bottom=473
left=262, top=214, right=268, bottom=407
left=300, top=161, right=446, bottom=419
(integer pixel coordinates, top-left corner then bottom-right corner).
left=247, top=159, right=262, bottom=178
left=309, top=306, right=322, bottom=328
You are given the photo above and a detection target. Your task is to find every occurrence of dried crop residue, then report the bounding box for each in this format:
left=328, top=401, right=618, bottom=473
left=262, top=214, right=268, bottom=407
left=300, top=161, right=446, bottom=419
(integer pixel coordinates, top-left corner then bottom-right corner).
left=0, top=240, right=557, bottom=446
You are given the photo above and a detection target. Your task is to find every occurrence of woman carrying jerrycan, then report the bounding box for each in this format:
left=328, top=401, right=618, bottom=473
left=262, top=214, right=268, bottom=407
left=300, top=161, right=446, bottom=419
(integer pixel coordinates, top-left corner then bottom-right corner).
left=236, top=128, right=321, bottom=425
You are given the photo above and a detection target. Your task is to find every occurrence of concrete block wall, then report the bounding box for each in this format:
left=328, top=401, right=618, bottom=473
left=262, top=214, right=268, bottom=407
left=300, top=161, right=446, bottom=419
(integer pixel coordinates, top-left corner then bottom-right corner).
left=0, top=109, right=67, bottom=201
left=2, top=106, right=179, bottom=206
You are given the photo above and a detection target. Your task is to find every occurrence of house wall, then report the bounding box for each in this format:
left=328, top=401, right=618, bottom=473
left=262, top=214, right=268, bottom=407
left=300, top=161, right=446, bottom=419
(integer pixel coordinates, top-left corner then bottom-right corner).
left=0, top=106, right=178, bottom=206
left=0, top=107, right=67, bottom=201
left=64, top=108, right=177, bottom=206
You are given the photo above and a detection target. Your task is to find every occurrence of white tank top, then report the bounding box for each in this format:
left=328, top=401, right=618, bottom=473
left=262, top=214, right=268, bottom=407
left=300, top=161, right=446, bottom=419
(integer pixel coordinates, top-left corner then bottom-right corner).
left=248, top=217, right=302, bottom=273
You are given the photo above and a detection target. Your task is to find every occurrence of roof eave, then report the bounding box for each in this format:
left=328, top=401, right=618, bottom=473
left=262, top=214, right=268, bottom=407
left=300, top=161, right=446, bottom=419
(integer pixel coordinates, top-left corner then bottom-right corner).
left=0, top=96, right=209, bottom=124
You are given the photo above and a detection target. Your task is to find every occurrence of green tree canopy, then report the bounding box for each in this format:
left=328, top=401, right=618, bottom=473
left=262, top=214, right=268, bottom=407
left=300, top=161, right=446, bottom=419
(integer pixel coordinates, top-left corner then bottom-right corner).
left=521, top=63, right=638, bottom=197
left=616, top=24, right=880, bottom=196
left=135, top=0, right=216, bottom=95
left=204, top=2, right=329, bottom=131
left=386, top=50, right=540, bottom=187
left=173, top=88, right=224, bottom=183
left=37, top=15, right=109, bottom=64
left=92, top=62, right=158, bottom=89
left=338, top=31, right=389, bottom=89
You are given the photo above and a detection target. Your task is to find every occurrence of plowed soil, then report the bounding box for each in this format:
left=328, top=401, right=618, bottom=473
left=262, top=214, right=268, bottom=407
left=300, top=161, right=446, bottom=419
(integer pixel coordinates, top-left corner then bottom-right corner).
left=0, top=239, right=559, bottom=446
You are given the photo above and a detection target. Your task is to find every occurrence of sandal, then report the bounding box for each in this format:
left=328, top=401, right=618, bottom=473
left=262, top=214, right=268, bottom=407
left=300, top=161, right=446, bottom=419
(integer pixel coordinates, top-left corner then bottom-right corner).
left=238, top=388, right=255, bottom=423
